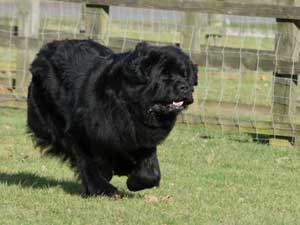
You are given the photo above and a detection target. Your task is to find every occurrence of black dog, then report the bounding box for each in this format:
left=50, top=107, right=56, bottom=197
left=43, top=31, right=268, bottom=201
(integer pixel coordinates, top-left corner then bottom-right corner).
left=27, top=40, right=197, bottom=196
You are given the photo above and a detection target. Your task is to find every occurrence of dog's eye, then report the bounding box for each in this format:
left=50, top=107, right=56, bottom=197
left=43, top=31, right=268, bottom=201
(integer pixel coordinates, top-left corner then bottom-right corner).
left=179, top=72, right=187, bottom=79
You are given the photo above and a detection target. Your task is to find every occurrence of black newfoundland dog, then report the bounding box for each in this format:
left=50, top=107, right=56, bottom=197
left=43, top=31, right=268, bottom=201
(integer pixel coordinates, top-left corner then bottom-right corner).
left=27, top=40, right=197, bottom=196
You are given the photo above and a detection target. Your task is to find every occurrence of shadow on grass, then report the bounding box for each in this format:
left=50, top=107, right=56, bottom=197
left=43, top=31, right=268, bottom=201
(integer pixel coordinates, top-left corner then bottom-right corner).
left=0, top=172, right=81, bottom=195
left=0, top=172, right=136, bottom=198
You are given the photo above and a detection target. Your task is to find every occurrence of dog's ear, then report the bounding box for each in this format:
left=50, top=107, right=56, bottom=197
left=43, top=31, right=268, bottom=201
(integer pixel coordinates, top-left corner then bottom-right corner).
left=134, top=42, right=149, bottom=56
left=191, top=63, right=198, bottom=86
left=123, top=43, right=150, bottom=84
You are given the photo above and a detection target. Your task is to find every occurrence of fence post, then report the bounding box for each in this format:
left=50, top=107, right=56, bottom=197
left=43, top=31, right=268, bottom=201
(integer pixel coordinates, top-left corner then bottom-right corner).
left=85, top=3, right=109, bottom=45
left=181, top=12, right=201, bottom=117
left=80, top=0, right=87, bottom=33
left=16, top=0, right=40, bottom=93
left=272, top=18, right=300, bottom=146
left=206, top=14, right=223, bottom=46
left=181, top=12, right=201, bottom=52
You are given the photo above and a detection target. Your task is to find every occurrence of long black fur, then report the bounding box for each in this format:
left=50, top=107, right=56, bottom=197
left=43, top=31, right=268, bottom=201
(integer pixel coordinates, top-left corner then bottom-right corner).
left=27, top=39, right=197, bottom=196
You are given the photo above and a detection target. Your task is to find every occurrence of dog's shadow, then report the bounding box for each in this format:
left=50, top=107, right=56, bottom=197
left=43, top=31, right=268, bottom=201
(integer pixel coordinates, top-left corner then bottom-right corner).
left=0, top=172, right=136, bottom=198
left=0, top=171, right=81, bottom=194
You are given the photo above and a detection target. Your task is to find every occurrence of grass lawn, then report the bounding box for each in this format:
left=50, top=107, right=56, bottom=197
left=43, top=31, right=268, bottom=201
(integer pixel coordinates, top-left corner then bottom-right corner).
left=1, top=108, right=300, bottom=225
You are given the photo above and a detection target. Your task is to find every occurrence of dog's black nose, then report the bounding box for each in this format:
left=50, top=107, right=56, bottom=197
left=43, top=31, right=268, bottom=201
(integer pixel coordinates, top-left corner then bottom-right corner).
left=178, top=84, right=189, bottom=94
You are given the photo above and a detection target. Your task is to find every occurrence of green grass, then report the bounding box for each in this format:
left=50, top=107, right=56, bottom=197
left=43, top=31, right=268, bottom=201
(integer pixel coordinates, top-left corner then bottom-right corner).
left=1, top=108, right=300, bottom=225
left=0, top=46, right=16, bottom=72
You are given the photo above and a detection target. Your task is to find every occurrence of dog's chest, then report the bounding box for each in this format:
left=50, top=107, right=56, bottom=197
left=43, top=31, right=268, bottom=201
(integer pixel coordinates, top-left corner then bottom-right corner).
left=133, top=125, right=171, bottom=148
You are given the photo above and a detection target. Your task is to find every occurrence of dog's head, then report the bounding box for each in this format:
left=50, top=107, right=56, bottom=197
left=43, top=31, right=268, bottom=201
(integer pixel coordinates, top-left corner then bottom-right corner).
left=122, top=42, right=198, bottom=125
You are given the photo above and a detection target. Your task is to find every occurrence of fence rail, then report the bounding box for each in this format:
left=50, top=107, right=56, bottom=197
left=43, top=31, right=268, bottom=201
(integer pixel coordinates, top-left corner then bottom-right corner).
left=1, top=30, right=299, bottom=74
left=87, top=0, right=300, bottom=20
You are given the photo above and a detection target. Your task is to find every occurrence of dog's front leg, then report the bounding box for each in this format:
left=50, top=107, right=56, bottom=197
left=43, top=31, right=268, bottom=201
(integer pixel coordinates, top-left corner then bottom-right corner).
left=77, top=158, right=119, bottom=197
left=127, top=148, right=161, bottom=191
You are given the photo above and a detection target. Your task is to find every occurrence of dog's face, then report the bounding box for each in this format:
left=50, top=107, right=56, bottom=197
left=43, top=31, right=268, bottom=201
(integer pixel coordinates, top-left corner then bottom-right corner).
left=122, top=42, right=198, bottom=125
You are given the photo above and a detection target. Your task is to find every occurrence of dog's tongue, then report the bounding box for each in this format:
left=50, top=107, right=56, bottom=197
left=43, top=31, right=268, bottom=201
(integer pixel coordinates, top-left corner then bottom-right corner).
left=171, top=101, right=184, bottom=107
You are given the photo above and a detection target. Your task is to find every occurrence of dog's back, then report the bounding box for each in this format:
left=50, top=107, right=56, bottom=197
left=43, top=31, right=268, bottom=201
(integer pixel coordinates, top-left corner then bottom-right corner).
left=27, top=40, right=113, bottom=158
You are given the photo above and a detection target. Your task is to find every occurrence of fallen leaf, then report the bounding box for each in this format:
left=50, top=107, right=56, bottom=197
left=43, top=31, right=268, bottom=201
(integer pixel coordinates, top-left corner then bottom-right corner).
left=161, top=195, right=172, bottom=203
left=228, top=186, right=237, bottom=193
left=207, top=151, right=215, bottom=164
left=256, top=85, right=262, bottom=91
left=145, top=195, right=159, bottom=203
left=41, top=165, right=47, bottom=171
left=0, top=85, right=8, bottom=93
left=260, top=75, right=268, bottom=81
left=22, top=155, right=29, bottom=161
left=65, top=208, right=72, bottom=213
left=3, top=124, right=13, bottom=130
left=112, top=193, right=121, bottom=201
left=275, top=157, right=290, bottom=164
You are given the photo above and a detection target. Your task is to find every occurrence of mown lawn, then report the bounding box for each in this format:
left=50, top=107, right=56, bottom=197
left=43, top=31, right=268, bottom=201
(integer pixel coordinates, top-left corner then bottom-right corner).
left=1, top=108, right=300, bottom=225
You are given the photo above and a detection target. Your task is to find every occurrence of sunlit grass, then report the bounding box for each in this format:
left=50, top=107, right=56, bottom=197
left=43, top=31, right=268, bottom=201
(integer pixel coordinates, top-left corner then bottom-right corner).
left=1, top=108, right=300, bottom=225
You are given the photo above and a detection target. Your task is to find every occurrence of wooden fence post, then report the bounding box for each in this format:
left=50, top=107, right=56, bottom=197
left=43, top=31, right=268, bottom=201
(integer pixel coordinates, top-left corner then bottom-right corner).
left=16, top=0, right=40, bottom=93
left=272, top=18, right=300, bottom=146
left=181, top=12, right=201, bottom=116
left=80, top=0, right=87, bottom=33
left=206, top=14, right=223, bottom=46
left=181, top=12, right=201, bottom=52
left=85, top=3, right=109, bottom=45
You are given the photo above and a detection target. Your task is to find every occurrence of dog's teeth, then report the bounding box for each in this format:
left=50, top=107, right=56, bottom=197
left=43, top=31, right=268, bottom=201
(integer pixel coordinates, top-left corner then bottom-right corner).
left=172, top=101, right=184, bottom=107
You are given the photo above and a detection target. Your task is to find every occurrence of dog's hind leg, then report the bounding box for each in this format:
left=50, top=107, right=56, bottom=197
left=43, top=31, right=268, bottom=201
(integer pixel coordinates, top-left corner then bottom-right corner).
left=127, top=148, right=161, bottom=191
left=77, top=157, right=119, bottom=197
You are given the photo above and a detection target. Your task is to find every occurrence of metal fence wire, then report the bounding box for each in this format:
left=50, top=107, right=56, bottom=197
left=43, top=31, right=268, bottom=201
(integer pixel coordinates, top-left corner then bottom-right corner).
left=0, top=0, right=300, bottom=147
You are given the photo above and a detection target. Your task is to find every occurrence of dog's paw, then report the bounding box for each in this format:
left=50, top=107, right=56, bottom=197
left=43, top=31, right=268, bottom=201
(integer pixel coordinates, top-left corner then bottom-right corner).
left=126, top=173, right=160, bottom=191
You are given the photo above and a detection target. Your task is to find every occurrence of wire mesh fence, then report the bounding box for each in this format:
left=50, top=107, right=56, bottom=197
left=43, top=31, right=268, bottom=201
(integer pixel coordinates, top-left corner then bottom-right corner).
left=0, top=0, right=299, bottom=147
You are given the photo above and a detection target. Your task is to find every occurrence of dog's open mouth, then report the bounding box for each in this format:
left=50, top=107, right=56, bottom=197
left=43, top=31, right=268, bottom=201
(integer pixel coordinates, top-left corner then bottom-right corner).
left=168, top=101, right=184, bottom=110
left=163, top=100, right=186, bottom=112
left=149, top=99, right=191, bottom=114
